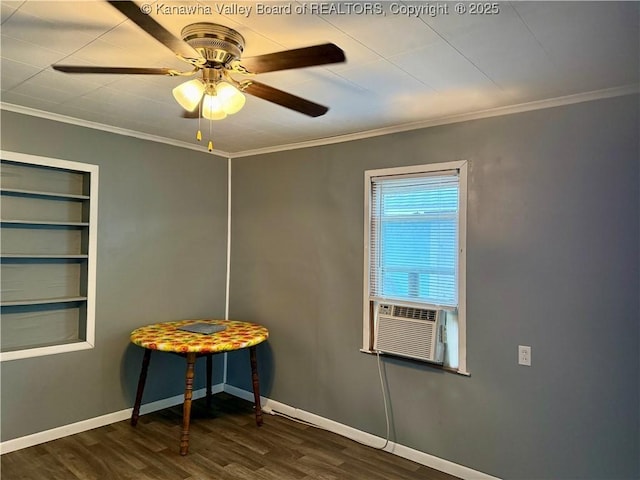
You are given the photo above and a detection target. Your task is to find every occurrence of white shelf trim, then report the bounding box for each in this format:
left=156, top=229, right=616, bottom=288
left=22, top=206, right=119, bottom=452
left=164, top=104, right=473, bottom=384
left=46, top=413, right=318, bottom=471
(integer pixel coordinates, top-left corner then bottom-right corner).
left=0, top=187, right=90, bottom=200
left=1, top=296, right=88, bottom=307
left=0, top=254, right=89, bottom=259
left=0, top=219, right=90, bottom=227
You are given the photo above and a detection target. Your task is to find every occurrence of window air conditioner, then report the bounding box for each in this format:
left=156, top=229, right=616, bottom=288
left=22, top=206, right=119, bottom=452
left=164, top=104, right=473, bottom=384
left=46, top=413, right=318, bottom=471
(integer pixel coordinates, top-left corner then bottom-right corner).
left=374, top=303, right=446, bottom=364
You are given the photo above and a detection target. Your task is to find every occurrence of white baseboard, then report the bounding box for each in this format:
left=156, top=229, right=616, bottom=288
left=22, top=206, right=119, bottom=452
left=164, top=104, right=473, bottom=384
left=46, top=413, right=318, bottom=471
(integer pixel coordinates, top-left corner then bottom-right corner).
left=0, top=384, right=224, bottom=455
left=2, top=383, right=500, bottom=479
left=223, top=384, right=501, bottom=480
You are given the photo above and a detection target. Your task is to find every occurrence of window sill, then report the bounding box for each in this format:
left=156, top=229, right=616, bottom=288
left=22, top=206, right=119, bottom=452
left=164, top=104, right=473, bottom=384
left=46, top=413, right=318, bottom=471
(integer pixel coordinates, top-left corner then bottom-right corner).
left=359, top=348, right=470, bottom=376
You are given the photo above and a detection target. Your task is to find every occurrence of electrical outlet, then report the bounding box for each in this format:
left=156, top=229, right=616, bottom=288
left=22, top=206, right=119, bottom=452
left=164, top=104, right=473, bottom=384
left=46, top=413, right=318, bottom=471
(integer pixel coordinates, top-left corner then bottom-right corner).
left=518, top=345, right=531, bottom=366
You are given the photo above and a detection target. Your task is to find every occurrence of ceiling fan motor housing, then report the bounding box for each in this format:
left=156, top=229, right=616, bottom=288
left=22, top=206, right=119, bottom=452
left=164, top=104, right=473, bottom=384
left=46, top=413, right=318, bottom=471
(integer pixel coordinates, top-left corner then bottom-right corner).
left=181, top=23, right=245, bottom=66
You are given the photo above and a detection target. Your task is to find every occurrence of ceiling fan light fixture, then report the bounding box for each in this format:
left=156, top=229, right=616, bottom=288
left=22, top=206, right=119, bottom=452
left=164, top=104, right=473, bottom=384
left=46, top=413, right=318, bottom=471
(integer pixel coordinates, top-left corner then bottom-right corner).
left=50, top=2, right=346, bottom=155
left=202, top=94, right=227, bottom=120
left=173, top=78, right=205, bottom=112
left=216, top=81, right=246, bottom=115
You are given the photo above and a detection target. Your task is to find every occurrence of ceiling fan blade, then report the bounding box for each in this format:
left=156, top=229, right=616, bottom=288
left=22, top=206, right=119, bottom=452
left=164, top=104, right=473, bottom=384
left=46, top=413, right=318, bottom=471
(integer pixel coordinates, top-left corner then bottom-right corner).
left=240, top=43, right=345, bottom=74
left=53, top=65, right=176, bottom=75
left=243, top=81, right=329, bottom=117
left=108, top=1, right=202, bottom=62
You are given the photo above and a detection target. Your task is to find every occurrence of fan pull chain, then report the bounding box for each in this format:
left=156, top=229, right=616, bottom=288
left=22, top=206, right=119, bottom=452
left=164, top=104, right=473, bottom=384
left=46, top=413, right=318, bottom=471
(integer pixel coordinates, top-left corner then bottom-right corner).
left=207, top=116, right=213, bottom=152
left=196, top=100, right=202, bottom=142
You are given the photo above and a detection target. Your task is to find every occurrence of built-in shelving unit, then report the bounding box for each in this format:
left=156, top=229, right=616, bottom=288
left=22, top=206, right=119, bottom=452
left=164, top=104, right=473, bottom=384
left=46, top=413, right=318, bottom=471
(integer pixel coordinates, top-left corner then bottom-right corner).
left=1, top=151, right=99, bottom=361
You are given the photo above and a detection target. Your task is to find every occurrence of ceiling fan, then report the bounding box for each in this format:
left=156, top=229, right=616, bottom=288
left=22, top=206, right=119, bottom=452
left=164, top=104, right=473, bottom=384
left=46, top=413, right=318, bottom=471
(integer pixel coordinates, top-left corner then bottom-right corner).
left=52, top=1, right=346, bottom=150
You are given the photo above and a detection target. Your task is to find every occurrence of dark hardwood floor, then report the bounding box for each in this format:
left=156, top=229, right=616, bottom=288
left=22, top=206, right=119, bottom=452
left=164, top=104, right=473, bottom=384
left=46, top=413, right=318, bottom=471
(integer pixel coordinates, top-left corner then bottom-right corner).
left=1, top=393, right=460, bottom=480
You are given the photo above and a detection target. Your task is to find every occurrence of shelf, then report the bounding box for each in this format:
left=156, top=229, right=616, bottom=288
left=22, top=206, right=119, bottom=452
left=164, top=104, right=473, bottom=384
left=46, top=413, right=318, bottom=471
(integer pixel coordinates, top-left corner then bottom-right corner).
left=0, top=188, right=89, bottom=201
left=1, top=296, right=88, bottom=307
left=1, top=340, right=92, bottom=361
left=1, top=338, right=85, bottom=354
left=1, top=219, right=89, bottom=227
left=1, top=254, right=88, bottom=259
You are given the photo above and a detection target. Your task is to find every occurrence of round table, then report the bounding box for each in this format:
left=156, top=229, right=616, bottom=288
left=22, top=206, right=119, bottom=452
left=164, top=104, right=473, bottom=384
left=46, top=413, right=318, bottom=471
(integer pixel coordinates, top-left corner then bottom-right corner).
left=129, top=319, right=269, bottom=455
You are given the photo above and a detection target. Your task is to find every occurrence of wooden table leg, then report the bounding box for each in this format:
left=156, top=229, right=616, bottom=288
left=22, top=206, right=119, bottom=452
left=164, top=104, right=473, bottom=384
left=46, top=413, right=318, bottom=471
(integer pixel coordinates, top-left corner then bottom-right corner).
left=131, top=349, right=152, bottom=427
left=206, top=354, right=213, bottom=408
left=249, top=346, right=263, bottom=427
left=180, top=352, right=197, bottom=455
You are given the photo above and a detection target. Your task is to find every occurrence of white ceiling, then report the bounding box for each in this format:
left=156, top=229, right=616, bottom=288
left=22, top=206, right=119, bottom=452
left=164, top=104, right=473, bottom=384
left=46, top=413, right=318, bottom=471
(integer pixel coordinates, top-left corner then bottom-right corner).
left=1, top=1, right=638, bottom=156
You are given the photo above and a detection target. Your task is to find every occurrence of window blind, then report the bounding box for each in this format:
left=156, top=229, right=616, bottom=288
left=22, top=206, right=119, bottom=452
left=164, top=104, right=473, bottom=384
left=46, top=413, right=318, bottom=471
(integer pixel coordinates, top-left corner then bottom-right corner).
left=369, top=170, right=459, bottom=307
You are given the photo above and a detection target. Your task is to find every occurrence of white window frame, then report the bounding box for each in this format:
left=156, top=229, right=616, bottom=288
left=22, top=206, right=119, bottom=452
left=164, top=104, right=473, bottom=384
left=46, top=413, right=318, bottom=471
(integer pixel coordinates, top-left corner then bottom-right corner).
left=362, top=160, right=468, bottom=375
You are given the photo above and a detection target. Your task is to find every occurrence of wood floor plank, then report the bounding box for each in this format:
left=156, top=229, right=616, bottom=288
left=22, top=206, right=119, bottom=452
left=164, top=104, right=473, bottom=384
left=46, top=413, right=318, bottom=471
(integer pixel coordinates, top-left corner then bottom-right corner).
left=253, top=457, right=309, bottom=480
left=1, top=394, right=460, bottom=480
left=1, top=450, right=68, bottom=480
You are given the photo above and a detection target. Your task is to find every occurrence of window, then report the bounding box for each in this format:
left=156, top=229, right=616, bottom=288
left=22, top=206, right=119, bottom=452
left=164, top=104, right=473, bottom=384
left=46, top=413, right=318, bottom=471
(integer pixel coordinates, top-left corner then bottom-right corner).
left=362, top=161, right=468, bottom=374
left=1, top=151, right=99, bottom=361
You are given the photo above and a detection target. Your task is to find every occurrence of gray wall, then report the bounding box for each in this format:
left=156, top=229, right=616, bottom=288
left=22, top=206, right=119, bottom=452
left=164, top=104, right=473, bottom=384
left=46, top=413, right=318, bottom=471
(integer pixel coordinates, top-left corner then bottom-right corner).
left=227, top=95, right=640, bottom=479
left=1, top=111, right=229, bottom=441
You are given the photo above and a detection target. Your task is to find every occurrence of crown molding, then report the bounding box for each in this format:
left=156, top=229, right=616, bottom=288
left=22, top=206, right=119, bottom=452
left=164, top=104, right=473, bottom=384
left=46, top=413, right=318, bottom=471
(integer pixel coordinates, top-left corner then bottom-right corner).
left=0, top=103, right=231, bottom=159
left=229, top=84, right=639, bottom=158
left=2, top=84, right=637, bottom=160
